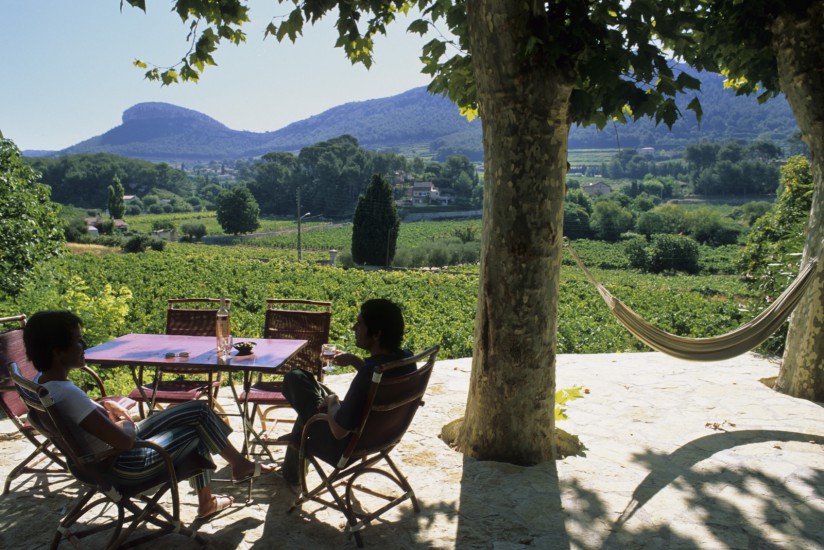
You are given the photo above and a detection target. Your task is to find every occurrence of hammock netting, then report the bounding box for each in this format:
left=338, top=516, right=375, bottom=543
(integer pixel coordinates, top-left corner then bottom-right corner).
left=566, top=244, right=818, bottom=361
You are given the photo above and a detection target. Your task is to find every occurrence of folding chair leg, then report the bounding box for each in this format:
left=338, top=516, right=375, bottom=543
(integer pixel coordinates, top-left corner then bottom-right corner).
left=3, top=441, right=67, bottom=494
left=50, top=489, right=96, bottom=550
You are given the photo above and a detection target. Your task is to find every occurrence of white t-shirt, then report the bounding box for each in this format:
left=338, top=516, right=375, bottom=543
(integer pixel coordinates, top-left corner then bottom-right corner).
left=37, top=377, right=112, bottom=457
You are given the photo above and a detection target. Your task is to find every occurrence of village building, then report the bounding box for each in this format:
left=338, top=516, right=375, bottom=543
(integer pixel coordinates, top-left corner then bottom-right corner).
left=84, top=216, right=129, bottom=234
left=152, top=228, right=178, bottom=242
left=582, top=181, right=612, bottom=198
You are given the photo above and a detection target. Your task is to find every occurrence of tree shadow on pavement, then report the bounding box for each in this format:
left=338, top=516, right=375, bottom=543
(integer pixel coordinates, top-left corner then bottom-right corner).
left=592, top=429, right=824, bottom=549
left=248, top=476, right=461, bottom=548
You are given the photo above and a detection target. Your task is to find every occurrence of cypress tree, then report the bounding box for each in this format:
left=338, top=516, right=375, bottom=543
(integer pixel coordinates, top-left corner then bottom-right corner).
left=107, top=175, right=125, bottom=219
left=351, top=174, right=400, bottom=266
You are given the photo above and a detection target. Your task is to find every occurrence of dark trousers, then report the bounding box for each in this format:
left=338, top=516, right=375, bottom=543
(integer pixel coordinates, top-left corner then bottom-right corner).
left=281, top=369, right=347, bottom=482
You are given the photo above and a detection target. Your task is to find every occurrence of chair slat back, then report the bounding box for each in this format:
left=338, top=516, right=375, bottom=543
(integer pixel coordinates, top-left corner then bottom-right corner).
left=8, top=362, right=114, bottom=488
left=264, top=299, right=331, bottom=375
left=165, top=298, right=228, bottom=336
left=0, top=316, right=32, bottom=421
left=344, top=346, right=438, bottom=458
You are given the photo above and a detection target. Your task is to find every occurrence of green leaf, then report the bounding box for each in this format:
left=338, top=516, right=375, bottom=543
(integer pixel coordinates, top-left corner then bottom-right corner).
left=160, top=69, right=179, bottom=86
left=407, top=19, right=429, bottom=36
left=686, top=97, right=703, bottom=122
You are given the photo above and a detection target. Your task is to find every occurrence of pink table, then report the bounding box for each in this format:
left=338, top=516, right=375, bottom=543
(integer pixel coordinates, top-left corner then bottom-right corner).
left=84, top=333, right=306, bottom=374
left=85, top=334, right=307, bottom=465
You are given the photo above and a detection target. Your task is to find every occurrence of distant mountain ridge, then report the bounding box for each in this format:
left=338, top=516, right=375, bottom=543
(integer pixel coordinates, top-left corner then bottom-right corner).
left=29, top=73, right=798, bottom=163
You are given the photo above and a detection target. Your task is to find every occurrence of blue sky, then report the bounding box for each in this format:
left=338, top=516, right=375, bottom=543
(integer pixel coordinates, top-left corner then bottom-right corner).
left=1, top=0, right=441, bottom=151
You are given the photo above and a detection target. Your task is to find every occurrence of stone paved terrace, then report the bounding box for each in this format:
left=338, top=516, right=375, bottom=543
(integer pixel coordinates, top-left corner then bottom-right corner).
left=1, top=352, right=823, bottom=549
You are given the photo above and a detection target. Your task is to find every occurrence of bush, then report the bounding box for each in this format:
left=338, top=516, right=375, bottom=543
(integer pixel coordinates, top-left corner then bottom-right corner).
left=142, top=195, right=160, bottom=207
left=152, top=220, right=176, bottom=232
left=685, top=207, right=742, bottom=245
left=96, top=235, right=125, bottom=248
left=622, top=234, right=700, bottom=274
left=590, top=200, right=633, bottom=242
left=122, top=235, right=165, bottom=253
left=337, top=251, right=355, bottom=268
left=563, top=203, right=593, bottom=239
left=624, top=236, right=649, bottom=270
left=647, top=234, right=699, bottom=274
left=126, top=204, right=142, bottom=216
left=148, top=238, right=166, bottom=251
left=180, top=222, right=207, bottom=242
left=99, top=219, right=114, bottom=235
left=428, top=246, right=451, bottom=267
left=64, top=218, right=89, bottom=242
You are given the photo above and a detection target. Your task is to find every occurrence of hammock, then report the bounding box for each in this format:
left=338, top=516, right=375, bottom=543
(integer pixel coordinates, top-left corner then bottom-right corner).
left=565, top=243, right=819, bottom=361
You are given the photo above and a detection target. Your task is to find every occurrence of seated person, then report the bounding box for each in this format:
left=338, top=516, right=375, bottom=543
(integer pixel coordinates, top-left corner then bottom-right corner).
left=23, top=310, right=273, bottom=519
left=281, top=298, right=414, bottom=484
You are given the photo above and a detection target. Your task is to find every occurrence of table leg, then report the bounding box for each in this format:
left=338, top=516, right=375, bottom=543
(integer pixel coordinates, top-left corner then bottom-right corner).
left=129, top=365, right=160, bottom=418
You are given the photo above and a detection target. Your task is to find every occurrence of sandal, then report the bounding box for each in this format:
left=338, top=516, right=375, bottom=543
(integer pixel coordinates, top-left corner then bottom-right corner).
left=196, top=494, right=233, bottom=520
left=232, top=460, right=270, bottom=484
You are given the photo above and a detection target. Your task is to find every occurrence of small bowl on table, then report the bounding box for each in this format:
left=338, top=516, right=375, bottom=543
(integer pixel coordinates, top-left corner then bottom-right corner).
left=233, top=341, right=256, bottom=356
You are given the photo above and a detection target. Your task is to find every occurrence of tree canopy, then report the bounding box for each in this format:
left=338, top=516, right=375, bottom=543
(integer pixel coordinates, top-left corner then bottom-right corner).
left=0, top=138, right=64, bottom=295
left=215, top=186, right=260, bottom=235
left=26, top=153, right=191, bottom=208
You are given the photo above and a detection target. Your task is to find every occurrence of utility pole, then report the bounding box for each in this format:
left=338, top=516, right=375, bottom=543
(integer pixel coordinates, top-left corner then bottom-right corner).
left=296, top=188, right=310, bottom=260
left=297, top=189, right=302, bottom=260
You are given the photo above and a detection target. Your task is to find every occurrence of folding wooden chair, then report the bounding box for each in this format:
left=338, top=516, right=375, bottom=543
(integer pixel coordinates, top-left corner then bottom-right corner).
left=1, top=314, right=134, bottom=494
left=240, top=299, right=331, bottom=452
left=9, top=362, right=212, bottom=549
left=288, top=346, right=438, bottom=547
left=129, top=298, right=228, bottom=418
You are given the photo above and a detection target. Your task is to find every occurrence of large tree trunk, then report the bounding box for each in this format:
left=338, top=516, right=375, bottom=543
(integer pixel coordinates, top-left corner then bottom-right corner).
left=454, top=0, right=572, bottom=464
left=772, top=4, right=824, bottom=401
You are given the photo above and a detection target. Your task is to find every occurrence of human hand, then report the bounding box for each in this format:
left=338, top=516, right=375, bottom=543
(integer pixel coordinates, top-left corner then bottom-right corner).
left=102, top=400, right=131, bottom=422
left=320, top=393, right=340, bottom=412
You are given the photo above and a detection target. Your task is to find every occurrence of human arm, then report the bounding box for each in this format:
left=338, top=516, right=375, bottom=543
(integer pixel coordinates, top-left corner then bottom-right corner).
left=79, top=409, right=136, bottom=451
left=329, top=351, right=364, bottom=369
left=319, top=394, right=350, bottom=439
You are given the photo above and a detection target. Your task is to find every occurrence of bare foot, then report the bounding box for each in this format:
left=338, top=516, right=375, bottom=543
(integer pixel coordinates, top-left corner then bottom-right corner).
left=197, top=494, right=234, bottom=519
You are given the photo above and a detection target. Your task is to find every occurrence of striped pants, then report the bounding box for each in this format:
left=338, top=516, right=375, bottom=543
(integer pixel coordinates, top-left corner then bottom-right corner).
left=111, top=400, right=231, bottom=490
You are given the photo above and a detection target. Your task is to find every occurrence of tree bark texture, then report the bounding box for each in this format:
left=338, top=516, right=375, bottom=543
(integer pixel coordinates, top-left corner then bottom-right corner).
left=457, top=0, right=572, bottom=463
left=773, top=3, right=824, bottom=401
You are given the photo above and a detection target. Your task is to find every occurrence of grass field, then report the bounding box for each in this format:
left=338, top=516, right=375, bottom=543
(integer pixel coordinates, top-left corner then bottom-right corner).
left=123, top=211, right=323, bottom=236
left=568, top=148, right=620, bottom=166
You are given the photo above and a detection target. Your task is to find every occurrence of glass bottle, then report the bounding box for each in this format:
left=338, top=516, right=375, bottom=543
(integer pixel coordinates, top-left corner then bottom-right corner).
left=216, top=296, right=231, bottom=356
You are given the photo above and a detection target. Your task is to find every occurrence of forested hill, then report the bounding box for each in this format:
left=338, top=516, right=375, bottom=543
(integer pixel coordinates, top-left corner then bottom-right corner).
left=31, top=71, right=797, bottom=163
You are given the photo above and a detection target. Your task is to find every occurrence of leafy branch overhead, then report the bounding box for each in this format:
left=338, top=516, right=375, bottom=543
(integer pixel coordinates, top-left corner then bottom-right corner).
left=123, top=0, right=705, bottom=130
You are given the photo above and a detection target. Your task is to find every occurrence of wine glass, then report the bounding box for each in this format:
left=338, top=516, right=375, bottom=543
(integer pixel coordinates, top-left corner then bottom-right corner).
left=218, top=335, right=233, bottom=357
left=321, top=343, right=337, bottom=372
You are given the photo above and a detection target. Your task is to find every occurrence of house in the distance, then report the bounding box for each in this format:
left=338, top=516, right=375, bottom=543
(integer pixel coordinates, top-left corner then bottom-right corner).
left=152, top=228, right=178, bottom=242
left=410, top=181, right=440, bottom=205
left=582, top=181, right=612, bottom=198
left=85, top=216, right=129, bottom=234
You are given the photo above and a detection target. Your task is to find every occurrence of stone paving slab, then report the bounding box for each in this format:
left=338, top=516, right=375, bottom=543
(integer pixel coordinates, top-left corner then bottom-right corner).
left=1, top=352, right=822, bottom=549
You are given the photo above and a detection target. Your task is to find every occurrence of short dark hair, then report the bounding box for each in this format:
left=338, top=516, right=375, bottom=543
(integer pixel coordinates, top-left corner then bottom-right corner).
left=360, top=299, right=404, bottom=351
left=23, top=310, right=83, bottom=372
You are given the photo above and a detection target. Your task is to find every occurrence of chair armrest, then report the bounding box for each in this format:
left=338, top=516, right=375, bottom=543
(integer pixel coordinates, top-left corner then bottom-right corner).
left=79, top=364, right=108, bottom=397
